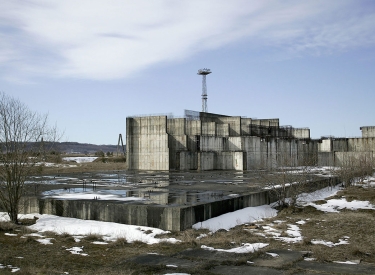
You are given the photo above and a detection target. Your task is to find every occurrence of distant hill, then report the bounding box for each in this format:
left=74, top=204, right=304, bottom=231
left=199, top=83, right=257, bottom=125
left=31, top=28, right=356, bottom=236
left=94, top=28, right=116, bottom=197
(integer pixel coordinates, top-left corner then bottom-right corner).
left=51, top=142, right=123, bottom=154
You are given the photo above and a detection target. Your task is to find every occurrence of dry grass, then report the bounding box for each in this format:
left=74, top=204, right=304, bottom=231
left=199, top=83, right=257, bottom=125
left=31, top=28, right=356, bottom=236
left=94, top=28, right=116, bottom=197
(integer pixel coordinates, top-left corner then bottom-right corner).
left=39, top=161, right=127, bottom=175
left=334, top=185, right=375, bottom=204
left=1, top=185, right=375, bottom=273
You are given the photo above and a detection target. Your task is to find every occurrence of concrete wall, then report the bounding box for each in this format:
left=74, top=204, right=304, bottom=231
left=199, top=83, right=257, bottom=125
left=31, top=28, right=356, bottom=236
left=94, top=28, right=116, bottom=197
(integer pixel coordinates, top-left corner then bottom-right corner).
left=319, top=139, right=332, bottom=152
left=292, top=128, right=310, bottom=139
left=240, top=118, right=252, bottom=136
left=361, top=126, right=375, bottom=138
left=179, top=151, right=198, bottom=170
left=333, top=139, right=348, bottom=152
left=201, top=136, right=227, bottom=151
left=186, top=120, right=201, bottom=136
left=126, top=116, right=169, bottom=170
left=318, top=152, right=334, bottom=166
left=228, top=137, right=242, bottom=151
left=348, top=137, right=375, bottom=152
left=202, top=122, right=216, bottom=136
left=200, top=152, right=215, bottom=170
left=242, top=137, right=318, bottom=169
left=334, top=151, right=375, bottom=167
left=214, top=151, right=245, bottom=170
left=216, top=123, right=229, bottom=137
left=126, top=114, right=375, bottom=171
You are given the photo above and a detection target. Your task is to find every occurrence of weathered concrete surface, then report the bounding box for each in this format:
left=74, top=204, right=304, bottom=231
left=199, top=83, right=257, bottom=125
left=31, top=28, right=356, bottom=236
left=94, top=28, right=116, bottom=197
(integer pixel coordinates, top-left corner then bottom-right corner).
left=296, top=260, right=375, bottom=274
left=127, top=248, right=375, bottom=275
left=129, top=254, right=199, bottom=269
left=253, top=249, right=304, bottom=268
left=210, top=265, right=283, bottom=275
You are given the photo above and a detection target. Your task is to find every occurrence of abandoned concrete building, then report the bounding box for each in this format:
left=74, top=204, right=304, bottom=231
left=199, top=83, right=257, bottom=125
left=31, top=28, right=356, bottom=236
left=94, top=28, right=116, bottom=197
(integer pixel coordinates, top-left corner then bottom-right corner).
left=126, top=110, right=375, bottom=171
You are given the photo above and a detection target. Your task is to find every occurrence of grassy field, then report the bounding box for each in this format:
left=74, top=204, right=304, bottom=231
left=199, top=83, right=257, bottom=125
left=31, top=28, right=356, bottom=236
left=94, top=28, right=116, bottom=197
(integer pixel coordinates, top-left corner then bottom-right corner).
left=1, top=184, right=374, bottom=274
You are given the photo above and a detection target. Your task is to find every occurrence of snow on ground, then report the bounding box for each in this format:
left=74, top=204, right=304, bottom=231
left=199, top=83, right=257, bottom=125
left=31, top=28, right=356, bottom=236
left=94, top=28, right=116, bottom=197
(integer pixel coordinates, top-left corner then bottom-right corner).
left=26, top=214, right=179, bottom=244
left=310, top=199, right=375, bottom=213
left=0, top=181, right=374, bottom=267
left=0, top=263, right=20, bottom=273
left=311, top=237, right=350, bottom=247
left=192, top=204, right=277, bottom=232
left=201, top=243, right=269, bottom=253
left=297, top=184, right=375, bottom=212
left=333, top=260, right=359, bottom=265
left=361, top=176, right=375, bottom=187
left=297, top=185, right=341, bottom=204
left=62, top=157, right=98, bottom=163
left=192, top=184, right=342, bottom=233
left=252, top=220, right=304, bottom=243
left=36, top=162, right=78, bottom=168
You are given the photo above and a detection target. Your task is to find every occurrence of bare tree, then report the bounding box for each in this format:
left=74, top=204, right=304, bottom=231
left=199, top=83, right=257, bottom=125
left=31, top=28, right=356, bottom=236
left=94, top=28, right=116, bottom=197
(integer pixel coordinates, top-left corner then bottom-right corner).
left=0, top=92, right=59, bottom=223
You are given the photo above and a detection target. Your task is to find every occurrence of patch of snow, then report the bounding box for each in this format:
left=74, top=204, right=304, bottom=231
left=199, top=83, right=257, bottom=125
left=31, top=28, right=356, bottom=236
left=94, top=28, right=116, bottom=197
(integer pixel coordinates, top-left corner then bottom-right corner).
left=304, top=258, right=316, bottom=261
left=201, top=243, right=269, bottom=253
left=23, top=233, right=45, bottom=238
left=4, top=233, right=17, bottom=237
left=92, top=241, right=108, bottom=245
left=63, top=157, right=98, bottom=163
left=333, top=260, right=359, bottom=265
left=196, top=233, right=208, bottom=240
left=0, top=264, right=20, bottom=273
left=37, top=238, right=54, bottom=245
left=166, top=264, right=178, bottom=268
left=28, top=214, right=179, bottom=244
left=309, top=198, right=375, bottom=213
left=297, top=185, right=341, bottom=205
left=311, top=238, right=349, bottom=247
left=266, top=252, right=279, bottom=257
left=192, top=205, right=277, bottom=232
left=66, top=246, right=88, bottom=256
left=275, top=224, right=303, bottom=243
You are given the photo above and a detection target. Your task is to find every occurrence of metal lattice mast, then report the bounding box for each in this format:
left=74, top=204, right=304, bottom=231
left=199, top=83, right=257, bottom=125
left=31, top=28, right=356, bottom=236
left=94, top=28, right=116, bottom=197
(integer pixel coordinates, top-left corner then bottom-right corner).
left=197, top=68, right=211, bottom=112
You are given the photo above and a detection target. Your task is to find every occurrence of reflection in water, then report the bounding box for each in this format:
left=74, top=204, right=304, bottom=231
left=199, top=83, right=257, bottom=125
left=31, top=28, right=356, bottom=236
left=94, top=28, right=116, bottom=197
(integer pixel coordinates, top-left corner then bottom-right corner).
left=31, top=170, right=268, bottom=206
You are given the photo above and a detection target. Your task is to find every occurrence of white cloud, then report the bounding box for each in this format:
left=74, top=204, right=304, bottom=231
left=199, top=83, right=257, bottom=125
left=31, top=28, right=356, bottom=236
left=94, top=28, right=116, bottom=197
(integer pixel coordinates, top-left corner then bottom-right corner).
left=0, top=0, right=374, bottom=81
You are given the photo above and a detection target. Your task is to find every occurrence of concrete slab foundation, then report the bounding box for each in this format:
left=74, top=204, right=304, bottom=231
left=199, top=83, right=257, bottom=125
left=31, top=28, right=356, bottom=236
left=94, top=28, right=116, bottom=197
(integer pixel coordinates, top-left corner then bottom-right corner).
left=16, top=171, right=338, bottom=231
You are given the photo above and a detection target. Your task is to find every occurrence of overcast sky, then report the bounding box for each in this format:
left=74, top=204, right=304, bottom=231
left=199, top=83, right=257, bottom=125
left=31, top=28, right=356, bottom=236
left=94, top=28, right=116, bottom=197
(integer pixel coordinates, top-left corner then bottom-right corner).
left=1, top=0, right=375, bottom=144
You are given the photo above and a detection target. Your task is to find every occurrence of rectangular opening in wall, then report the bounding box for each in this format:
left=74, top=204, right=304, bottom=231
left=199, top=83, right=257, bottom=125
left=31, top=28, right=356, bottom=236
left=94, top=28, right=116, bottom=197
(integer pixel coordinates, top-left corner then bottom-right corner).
left=196, top=135, right=200, bottom=151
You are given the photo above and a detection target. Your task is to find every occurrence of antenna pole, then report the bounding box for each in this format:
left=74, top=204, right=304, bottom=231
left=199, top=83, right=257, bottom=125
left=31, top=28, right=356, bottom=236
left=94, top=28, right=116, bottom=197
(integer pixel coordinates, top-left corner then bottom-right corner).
left=197, top=68, right=212, bottom=112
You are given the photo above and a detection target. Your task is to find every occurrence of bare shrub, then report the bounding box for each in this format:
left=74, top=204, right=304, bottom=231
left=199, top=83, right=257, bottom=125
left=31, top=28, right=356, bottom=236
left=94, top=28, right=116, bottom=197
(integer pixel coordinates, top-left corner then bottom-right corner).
left=257, top=151, right=317, bottom=208
left=0, top=221, right=17, bottom=231
left=332, top=153, right=374, bottom=188
left=84, top=233, right=104, bottom=242
left=109, top=237, right=128, bottom=247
